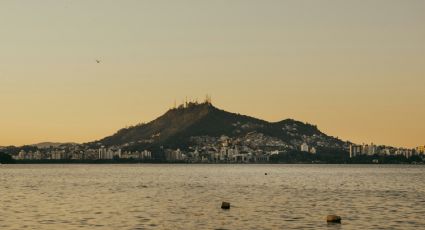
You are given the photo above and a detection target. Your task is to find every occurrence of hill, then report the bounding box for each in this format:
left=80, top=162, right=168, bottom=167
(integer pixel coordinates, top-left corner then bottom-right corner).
left=94, top=102, right=346, bottom=151
left=31, top=142, right=78, bottom=149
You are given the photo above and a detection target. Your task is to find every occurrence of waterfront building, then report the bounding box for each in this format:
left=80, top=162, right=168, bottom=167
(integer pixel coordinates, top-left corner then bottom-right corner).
left=301, top=143, right=309, bottom=152
left=51, top=150, right=66, bottom=160
left=349, top=144, right=362, bottom=158
left=361, top=144, right=368, bottom=154
left=253, top=154, right=269, bottom=162
left=84, top=149, right=99, bottom=160
left=165, top=149, right=183, bottom=161
left=140, top=150, right=152, bottom=159
left=34, top=151, right=42, bottom=160
left=382, top=148, right=391, bottom=156
left=71, top=151, right=82, bottom=160
left=232, top=153, right=251, bottom=163
left=98, top=146, right=120, bottom=159
left=18, top=150, right=26, bottom=160
left=98, top=146, right=107, bottom=159
left=394, top=148, right=413, bottom=158
left=121, top=151, right=138, bottom=159
left=361, top=143, right=376, bottom=155
left=416, top=146, right=425, bottom=154
left=219, top=146, right=228, bottom=161
left=368, top=143, right=377, bottom=155
left=106, top=149, right=115, bottom=159
left=405, top=149, right=412, bottom=158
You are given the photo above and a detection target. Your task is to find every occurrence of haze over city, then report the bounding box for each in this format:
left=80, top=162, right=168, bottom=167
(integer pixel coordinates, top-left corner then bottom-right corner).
left=1, top=0, right=424, bottom=147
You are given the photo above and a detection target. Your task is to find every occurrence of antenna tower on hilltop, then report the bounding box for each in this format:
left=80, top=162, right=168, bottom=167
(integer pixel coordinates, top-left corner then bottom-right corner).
left=205, top=94, right=212, bottom=104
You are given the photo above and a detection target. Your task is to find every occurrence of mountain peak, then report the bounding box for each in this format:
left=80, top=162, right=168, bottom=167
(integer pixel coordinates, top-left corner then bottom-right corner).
left=167, top=101, right=215, bottom=114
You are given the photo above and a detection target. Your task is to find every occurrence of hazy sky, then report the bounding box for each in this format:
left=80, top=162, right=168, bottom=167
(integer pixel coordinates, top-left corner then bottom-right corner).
left=0, top=0, right=424, bottom=147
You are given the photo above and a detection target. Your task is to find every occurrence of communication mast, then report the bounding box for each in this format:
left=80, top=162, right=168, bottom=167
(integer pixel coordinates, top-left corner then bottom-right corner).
left=205, top=94, right=212, bottom=104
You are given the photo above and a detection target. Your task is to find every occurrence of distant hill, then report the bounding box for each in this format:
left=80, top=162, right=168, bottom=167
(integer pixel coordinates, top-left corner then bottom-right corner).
left=94, top=102, right=345, bottom=150
left=31, top=142, right=78, bottom=149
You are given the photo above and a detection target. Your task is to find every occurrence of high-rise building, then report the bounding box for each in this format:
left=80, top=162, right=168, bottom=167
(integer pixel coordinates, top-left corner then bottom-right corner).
left=98, top=146, right=107, bottom=159
left=349, top=144, right=362, bottom=158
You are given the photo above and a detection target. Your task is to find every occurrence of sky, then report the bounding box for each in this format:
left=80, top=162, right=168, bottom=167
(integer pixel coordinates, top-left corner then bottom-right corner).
left=0, top=0, right=424, bottom=147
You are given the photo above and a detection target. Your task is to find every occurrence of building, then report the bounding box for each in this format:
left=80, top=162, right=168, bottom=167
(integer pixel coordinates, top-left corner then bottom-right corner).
left=139, top=150, right=152, bottom=159
left=232, top=153, right=251, bottom=163
left=361, top=144, right=368, bottom=154
left=416, top=146, right=425, bottom=154
left=165, top=149, right=183, bottom=161
left=17, top=150, right=26, bottom=160
left=381, top=148, right=391, bottom=156
left=253, top=154, right=269, bottom=162
left=394, top=148, right=414, bottom=158
left=301, top=143, right=309, bottom=152
left=362, top=143, right=376, bottom=155
left=51, top=150, right=66, bottom=160
left=33, top=151, right=43, bottom=160
left=98, top=146, right=121, bottom=159
left=349, top=144, right=362, bottom=158
left=368, top=143, right=377, bottom=155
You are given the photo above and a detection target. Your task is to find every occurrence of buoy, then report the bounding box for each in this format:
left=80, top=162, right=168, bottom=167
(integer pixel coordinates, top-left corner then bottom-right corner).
left=326, top=215, right=341, bottom=223
left=221, top=202, right=230, bottom=210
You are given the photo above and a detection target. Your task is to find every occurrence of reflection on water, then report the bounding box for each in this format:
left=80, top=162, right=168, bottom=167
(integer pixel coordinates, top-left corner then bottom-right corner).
left=1, top=164, right=424, bottom=229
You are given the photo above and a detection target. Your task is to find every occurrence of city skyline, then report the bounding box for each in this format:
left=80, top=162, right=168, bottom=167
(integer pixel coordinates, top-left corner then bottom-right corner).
left=1, top=1, right=424, bottom=147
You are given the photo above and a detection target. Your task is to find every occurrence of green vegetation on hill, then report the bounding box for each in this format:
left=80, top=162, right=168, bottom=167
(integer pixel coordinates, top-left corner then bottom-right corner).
left=94, top=102, right=344, bottom=150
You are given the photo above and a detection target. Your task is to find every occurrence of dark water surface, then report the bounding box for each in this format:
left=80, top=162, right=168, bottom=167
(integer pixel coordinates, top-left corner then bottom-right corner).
left=1, top=164, right=424, bottom=229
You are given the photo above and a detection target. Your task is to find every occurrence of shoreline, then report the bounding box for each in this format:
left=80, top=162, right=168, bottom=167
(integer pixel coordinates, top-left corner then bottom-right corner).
left=2, top=160, right=424, bottom=165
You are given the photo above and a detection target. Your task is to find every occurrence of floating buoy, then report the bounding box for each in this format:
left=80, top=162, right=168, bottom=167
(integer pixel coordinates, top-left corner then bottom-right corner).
left=326, top=215, right=341, bottom=223
left=221, top=202, right=230, bottom=210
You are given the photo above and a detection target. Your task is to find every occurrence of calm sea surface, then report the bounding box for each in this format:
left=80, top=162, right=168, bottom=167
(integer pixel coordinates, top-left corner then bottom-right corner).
left=1, top=164, right=425, bottom=230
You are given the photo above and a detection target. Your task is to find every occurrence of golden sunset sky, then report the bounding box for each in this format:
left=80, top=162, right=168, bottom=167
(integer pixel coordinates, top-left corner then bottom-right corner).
left=0, top=0, right=424, bottom=147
